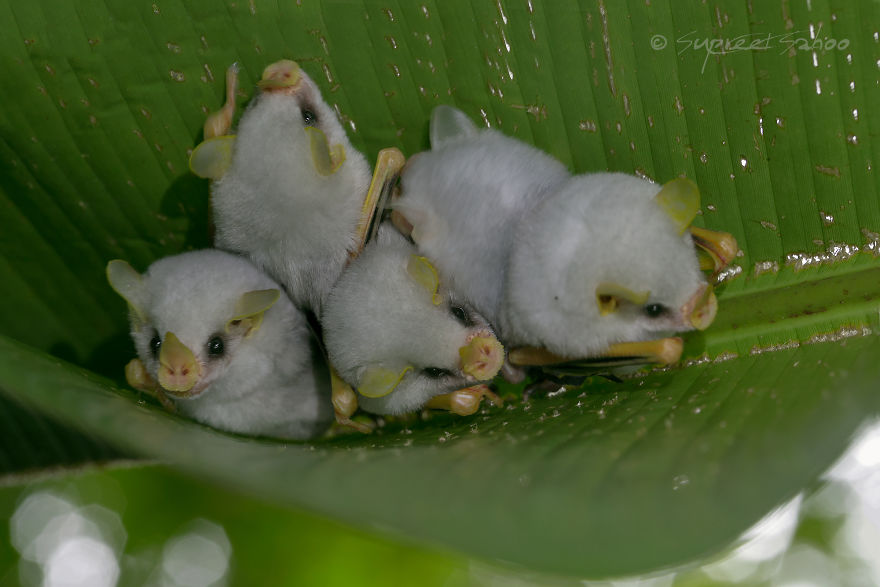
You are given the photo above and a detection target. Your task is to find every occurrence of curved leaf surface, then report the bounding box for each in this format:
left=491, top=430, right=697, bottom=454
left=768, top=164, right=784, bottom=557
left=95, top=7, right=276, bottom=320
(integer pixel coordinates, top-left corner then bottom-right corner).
left=2, top=332, right=879, bottom=576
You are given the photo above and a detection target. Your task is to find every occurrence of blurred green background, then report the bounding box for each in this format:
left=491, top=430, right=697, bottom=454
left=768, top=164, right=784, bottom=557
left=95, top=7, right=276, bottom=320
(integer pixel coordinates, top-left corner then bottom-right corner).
left=2, top=444, right=879, bottom=586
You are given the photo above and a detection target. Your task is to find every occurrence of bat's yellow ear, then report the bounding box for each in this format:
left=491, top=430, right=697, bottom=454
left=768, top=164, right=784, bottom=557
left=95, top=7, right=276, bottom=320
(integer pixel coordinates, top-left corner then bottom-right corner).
left=406, top=255, right=442, bottom=305
left=190, top=135, right=236, bottom=179
left=106, top=260, right=147, bottom=323
left=357, top=365, right=413, bottom=398
left=595, top=282, right=650, bottom=316
left=226, top=289, right=280, bottom=338
left=655, top=178, right=700, bottom=234
left=306, top=126, right=346, bottom=176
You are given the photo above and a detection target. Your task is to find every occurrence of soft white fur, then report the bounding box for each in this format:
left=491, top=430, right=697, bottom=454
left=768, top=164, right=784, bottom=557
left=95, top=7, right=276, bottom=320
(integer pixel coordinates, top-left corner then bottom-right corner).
left=501, top=174, right=705, bottom=356
left=128, top=249, right=332, bottom=439
left=395, top=106, right=707, bottom=357
left=211, top=69, right=371, bottom=316
left=322, top=227, right=498, bottom=415
left=395, top=128, right=569, bottom=321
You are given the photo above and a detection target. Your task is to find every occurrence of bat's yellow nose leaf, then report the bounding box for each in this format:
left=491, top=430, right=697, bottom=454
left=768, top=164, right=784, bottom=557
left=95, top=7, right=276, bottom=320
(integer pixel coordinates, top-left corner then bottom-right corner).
left=689, top=287, right=718, bottom=330
left=257, top=59, right=302, bottom=90
left=459, top=336, right=504, bottom=380
left=158, top=332, right=201, bottom=394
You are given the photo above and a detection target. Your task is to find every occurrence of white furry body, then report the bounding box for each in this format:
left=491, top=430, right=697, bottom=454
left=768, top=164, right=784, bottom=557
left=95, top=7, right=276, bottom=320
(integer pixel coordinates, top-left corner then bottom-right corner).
left=397, top=131, right=569, bottom=321
left=322, top=227, right=499, bottom=415
left=396, top=117, right=707, bottom=358
left=129, top=250, right=332, bottom=439
left=212, top=73, right=371, bottom=315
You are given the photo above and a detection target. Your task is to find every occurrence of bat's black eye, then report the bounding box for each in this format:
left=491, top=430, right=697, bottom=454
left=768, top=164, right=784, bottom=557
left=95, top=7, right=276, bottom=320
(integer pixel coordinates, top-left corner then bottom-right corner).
left=207, top=336, right=225, bottom=358
left=301, top=108, right=318, bottom=126
left=644, top=303, right=668, bottom=318
left=449, top=305, right=472, bottom=326
left=149, top=332, right=162, bottom=359
left=422, top=367, right=453, bottom=379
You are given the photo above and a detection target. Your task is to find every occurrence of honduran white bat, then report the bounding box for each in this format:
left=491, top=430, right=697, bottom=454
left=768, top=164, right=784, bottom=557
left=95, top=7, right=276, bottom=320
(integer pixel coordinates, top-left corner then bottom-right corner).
left=322, top=226, right=505, bottom=416
left=394, top=106, right=735, bottom=368
left=191, top=60, right=372, bottom=315
left=106, top=250, right=332, bottom=439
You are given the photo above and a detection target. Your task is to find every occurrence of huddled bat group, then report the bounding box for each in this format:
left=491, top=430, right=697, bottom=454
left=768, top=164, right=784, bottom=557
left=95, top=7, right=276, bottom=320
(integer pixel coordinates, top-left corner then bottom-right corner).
left=108, top=60, right=737, bottom=439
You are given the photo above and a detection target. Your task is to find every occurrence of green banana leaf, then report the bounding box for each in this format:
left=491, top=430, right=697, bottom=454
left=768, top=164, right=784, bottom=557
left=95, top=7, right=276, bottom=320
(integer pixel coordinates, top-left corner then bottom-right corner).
left=1, top=0, right=879, bottom=579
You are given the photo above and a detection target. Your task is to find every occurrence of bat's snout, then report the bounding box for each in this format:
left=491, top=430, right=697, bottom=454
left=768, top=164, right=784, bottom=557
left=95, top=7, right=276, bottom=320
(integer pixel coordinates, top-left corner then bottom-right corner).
left=257, top=59, right=303, bottom=92
left=459, top=334, right=504, bottom=381
left=682, top=284, right=718, bottom=331
left=158, top=332, right=202, bottom=395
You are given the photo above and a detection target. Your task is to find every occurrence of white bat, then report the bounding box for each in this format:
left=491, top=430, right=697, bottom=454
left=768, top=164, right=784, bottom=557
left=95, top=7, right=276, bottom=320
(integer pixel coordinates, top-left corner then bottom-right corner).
left=191, top=60, right=372, bottom=316
left=322, top=226, right=505, bottom=417
left=394, top=106, right=735, bottom=369
left=106, top=249, right=332, bottom=439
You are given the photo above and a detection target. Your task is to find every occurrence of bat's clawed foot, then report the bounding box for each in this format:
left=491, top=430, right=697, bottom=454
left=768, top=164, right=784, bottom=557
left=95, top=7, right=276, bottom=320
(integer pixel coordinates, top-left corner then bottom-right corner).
left=331, top=368, right=373, bottom=433
left=330, top=415, right=375, bottom=435
left=203, top=63, right=240, bottom=140
left=125, top=358, right=176, bottom=413
left=690, top=226, right=738, bottom=275
left=332, top=393, right=374, bottom=434
left=190, top=64, right=239, bottom=178
left=425, top=384, right=503, bottom=416
left=601, top=338, right=684, bottom=365
left=508, top=338, right=683, bottom=371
